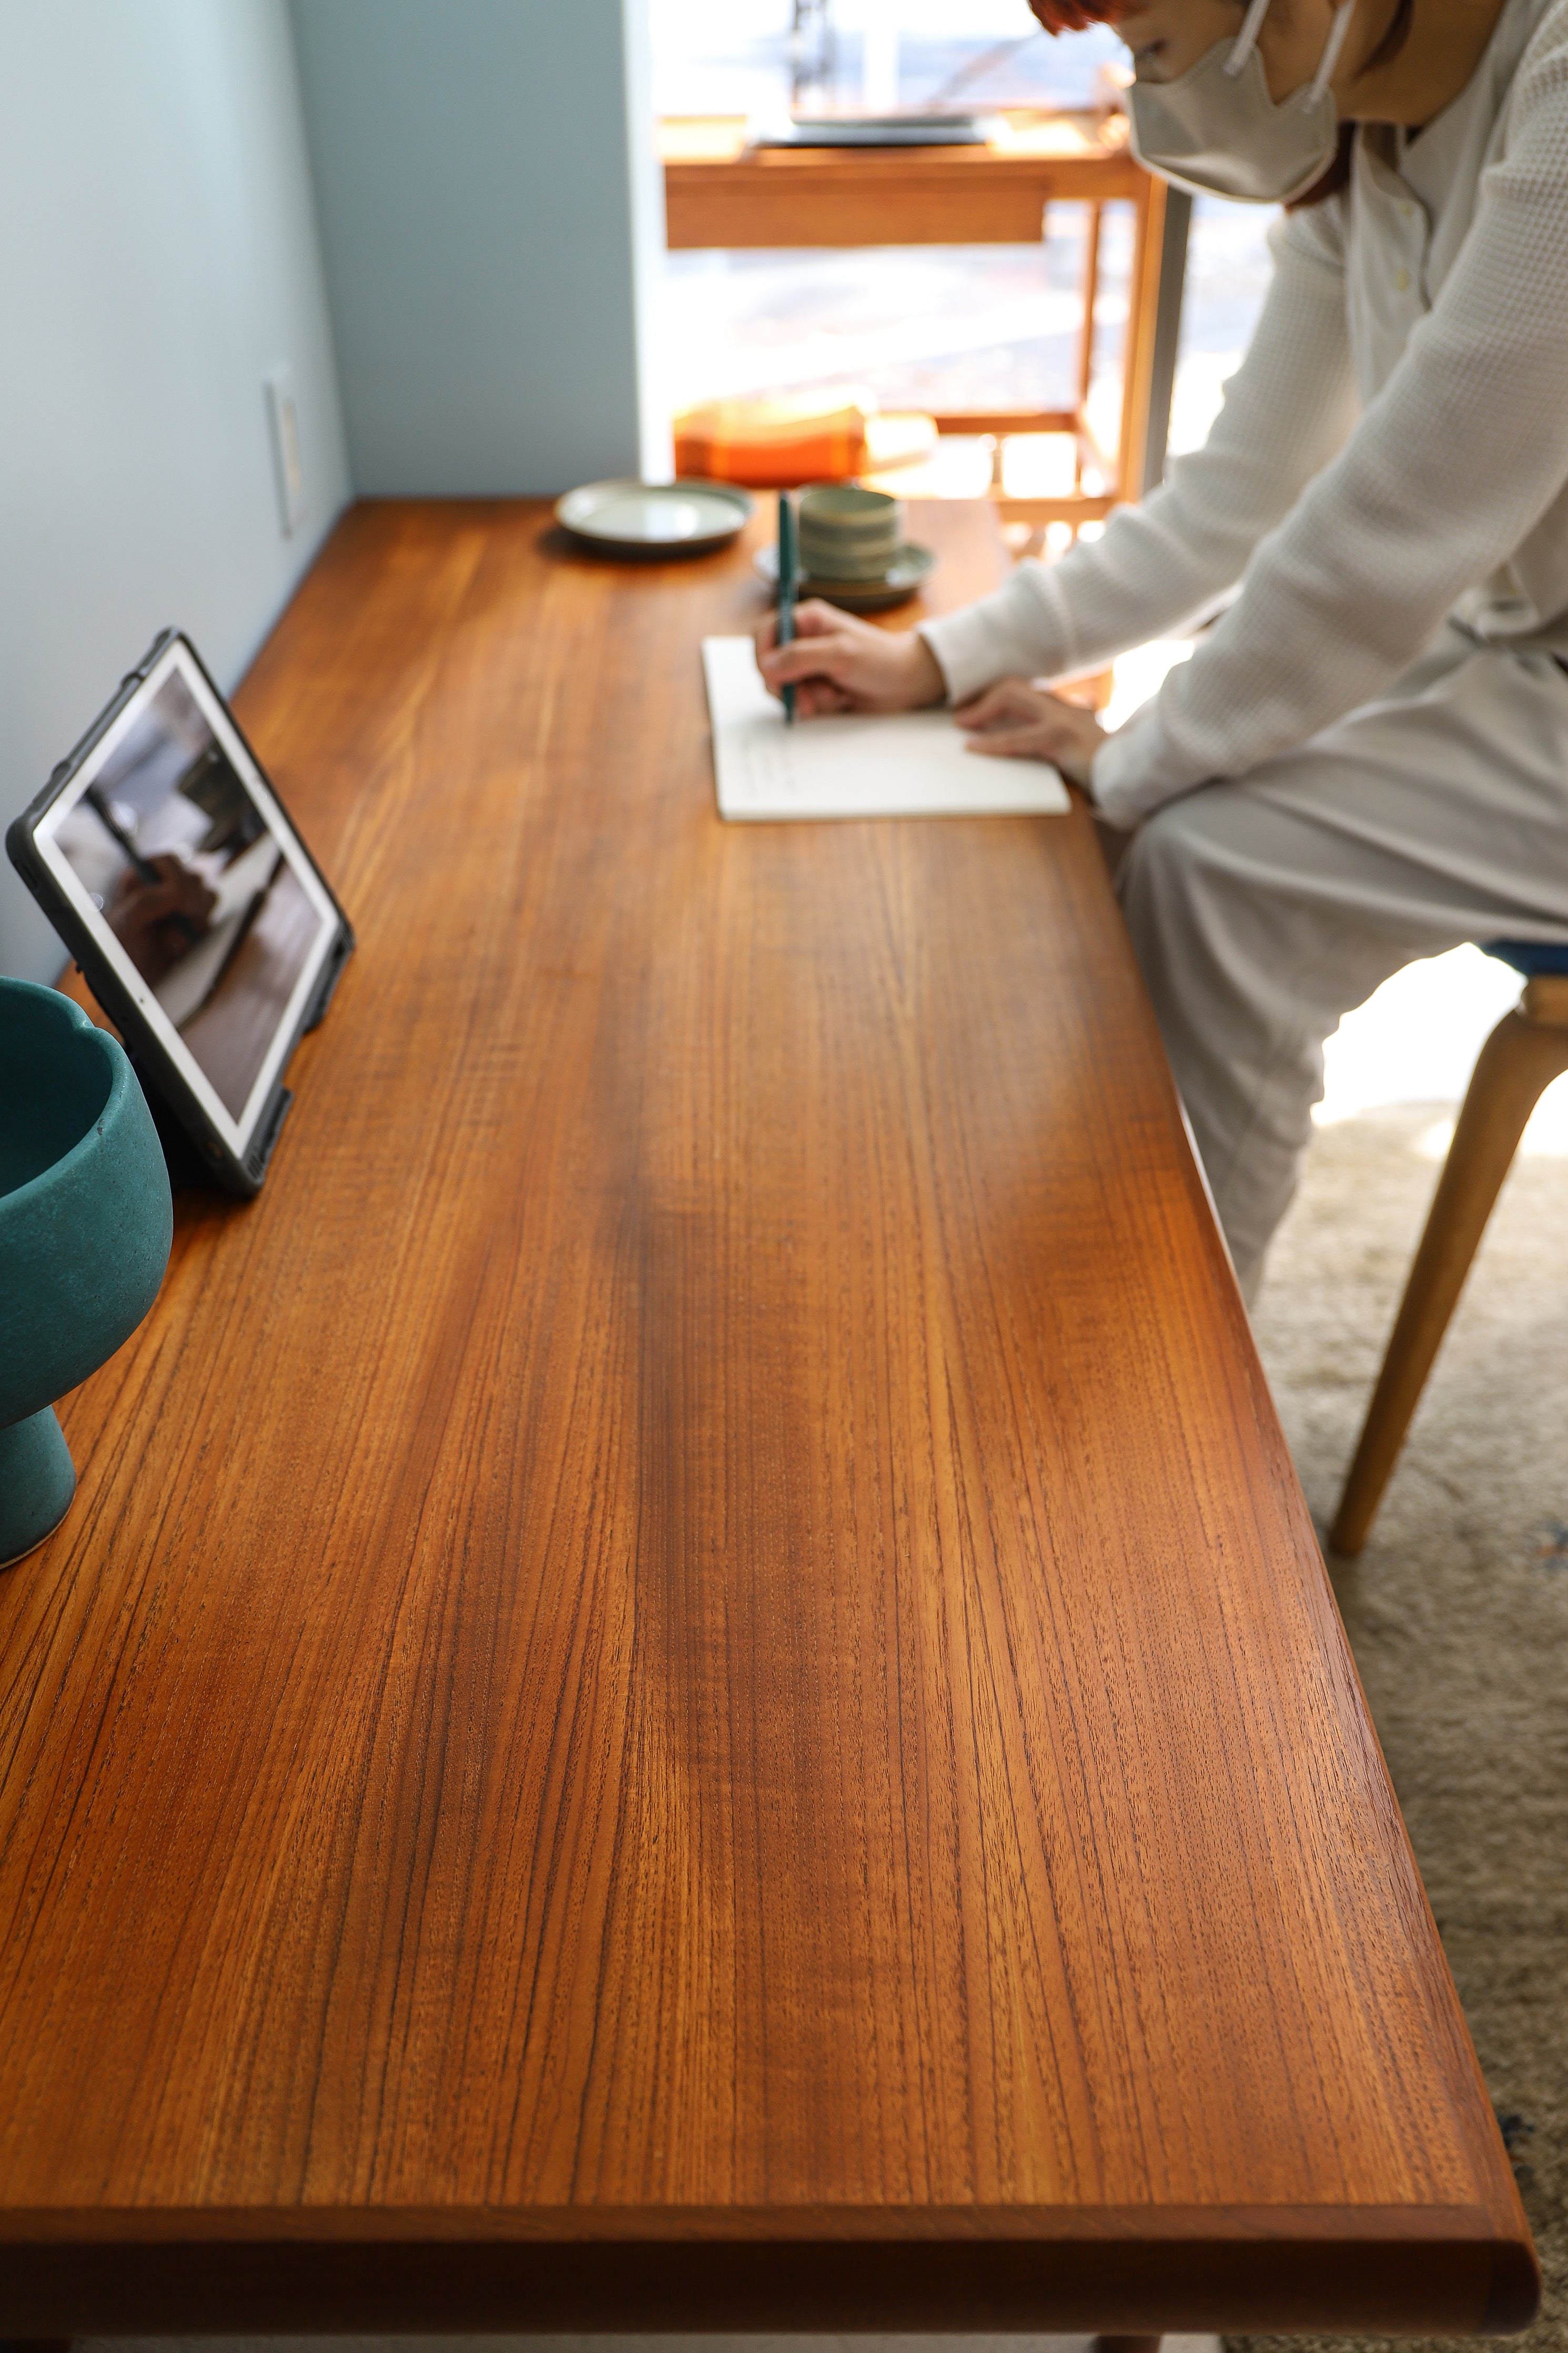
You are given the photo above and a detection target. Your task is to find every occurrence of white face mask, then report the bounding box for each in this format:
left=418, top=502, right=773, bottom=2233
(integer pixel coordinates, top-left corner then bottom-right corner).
left=1127, top=0, right=1358, bottom=205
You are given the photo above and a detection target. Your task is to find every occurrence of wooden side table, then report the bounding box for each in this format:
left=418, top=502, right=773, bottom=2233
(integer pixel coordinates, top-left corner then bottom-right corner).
left=661, top=111, right=1177, bottom=525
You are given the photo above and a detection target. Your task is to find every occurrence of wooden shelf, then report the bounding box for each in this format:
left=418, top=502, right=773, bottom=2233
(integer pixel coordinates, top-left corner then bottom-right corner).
left=661, top=110, right=1168, bottom=512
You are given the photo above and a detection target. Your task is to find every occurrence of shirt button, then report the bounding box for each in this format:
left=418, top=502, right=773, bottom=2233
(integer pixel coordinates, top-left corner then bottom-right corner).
left=1394, top=265, right=1412, bottom=292
left=1399, top=200, right=1415, bottom=219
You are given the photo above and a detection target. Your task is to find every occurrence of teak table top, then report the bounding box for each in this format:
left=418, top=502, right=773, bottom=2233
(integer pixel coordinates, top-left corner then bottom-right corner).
left=0, top=500, right=1535, bottom=2337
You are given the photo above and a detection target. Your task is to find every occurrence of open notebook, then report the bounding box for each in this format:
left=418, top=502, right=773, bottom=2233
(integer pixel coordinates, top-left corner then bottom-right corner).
left=702, top=637, right=1070, bottom=822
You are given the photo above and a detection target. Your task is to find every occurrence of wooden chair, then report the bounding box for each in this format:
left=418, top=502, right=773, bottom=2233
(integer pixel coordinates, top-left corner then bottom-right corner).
left=1330, top=940, right=1568, bottom=1554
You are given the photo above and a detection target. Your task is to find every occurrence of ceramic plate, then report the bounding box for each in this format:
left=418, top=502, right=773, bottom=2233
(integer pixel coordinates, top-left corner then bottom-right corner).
left=557, top=478, right=753, bottom=557
left=754, top=540, right=937, bottom=612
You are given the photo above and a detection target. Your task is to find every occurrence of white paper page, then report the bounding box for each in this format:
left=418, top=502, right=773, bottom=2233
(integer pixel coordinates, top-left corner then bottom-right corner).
left=702, top=637, right=1070, bottom=822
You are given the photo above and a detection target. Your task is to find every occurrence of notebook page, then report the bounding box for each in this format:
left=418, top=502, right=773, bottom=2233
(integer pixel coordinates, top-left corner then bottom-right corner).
left=702, top=637, right=1070, bottom=822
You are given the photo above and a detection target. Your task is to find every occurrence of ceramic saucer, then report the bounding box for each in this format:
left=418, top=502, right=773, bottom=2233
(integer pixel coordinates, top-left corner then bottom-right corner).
left=754, top=540, right=937, bottom=612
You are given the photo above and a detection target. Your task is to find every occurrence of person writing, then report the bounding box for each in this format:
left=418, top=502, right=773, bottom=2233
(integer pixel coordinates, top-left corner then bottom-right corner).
left=755, top=0, right=1568, bottom=1305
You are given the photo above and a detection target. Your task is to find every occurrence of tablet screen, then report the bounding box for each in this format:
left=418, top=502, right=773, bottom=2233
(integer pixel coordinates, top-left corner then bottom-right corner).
left=32, top=638, right=339, bottom=1156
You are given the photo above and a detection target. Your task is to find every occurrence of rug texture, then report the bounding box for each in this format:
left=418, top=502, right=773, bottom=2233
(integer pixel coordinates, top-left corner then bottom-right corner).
left=1228, top=1104, right=1568, bottom=2353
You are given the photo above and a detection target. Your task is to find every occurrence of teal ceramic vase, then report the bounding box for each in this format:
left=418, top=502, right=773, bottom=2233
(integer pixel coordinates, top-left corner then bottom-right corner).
left=0, top=980, right=173, bottom=1567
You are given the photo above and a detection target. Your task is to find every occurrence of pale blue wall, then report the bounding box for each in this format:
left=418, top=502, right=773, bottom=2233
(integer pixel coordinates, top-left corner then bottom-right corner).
left=289, top=0, right=668, bottom=496
left=1, top=0, right=667, bottom=981
left=0, top=0, right=350, bottom=983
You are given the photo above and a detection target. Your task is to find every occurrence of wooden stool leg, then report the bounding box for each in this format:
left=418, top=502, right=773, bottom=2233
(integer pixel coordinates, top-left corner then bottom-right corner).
left=1095, top=2336, right=1162, bottom=2353
left=1331, top=992, right=1568, bottom=1554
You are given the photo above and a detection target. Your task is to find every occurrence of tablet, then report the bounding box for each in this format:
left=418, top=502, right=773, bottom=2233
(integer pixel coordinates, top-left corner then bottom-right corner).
left=6, top=628, right=353, bottom=1196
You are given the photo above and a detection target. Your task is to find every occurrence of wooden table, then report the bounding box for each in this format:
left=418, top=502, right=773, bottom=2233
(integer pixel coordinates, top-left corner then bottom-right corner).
left=0, top=502, right=1536, bottom=2337
left=661, top=112, right=1174, bottom=521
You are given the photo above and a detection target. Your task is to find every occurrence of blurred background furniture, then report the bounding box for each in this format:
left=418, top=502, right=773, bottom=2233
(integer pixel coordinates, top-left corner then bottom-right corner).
left=661, top=113, right=1189, bottom=525
left=672, top=386, right=938, bottom=486
left=1332, top=939, right=1568, bottom=1553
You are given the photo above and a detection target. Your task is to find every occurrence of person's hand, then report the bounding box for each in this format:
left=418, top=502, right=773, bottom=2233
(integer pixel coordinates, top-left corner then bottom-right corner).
left=107, top=856, right=218, bottom=982
left=755, top=600, right=946, bottom=718
left=954, top=678, right=1106, bottom=791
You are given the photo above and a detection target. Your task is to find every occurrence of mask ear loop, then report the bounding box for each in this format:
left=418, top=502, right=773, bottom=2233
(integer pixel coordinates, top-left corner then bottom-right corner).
left=1306, top=0, right=1357, bottom=102
left=1225, top=0, right=1274, bottom=75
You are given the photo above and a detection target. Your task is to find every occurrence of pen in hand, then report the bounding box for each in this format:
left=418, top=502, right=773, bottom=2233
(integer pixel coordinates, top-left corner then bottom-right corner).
left=776, top=492, right=797, bottom=727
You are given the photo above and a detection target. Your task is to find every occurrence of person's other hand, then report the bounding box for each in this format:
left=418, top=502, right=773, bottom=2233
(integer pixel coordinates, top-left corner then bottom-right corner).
left=954, top=678, right=1105, bottom=790
left=755, top=600, right=946, bottom=717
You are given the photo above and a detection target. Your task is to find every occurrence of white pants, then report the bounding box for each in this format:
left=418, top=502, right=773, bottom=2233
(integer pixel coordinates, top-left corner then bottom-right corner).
left=1113, top=624, right=1568, bottom=1299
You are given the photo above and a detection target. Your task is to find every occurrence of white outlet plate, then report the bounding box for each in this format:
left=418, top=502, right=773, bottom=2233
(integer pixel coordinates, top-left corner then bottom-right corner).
left=265, top=366, right=306, bottom=538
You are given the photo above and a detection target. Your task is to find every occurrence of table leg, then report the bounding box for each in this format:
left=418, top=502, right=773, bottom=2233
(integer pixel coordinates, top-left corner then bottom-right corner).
left=1095, top=2337, right=1164, bottom=2353
left=1075, top=199, right=1104, bottom=491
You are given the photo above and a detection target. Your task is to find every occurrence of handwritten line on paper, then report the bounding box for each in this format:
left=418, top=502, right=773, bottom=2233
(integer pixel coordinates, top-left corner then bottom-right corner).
left=702, top=636, right=1070, bottom=823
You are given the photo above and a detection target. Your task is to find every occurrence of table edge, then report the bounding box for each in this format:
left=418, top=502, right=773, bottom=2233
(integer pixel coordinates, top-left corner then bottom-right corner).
left=0, top=2205, right=1537, bottom=2337
left=0, top=2200, right=1516, bottom=2242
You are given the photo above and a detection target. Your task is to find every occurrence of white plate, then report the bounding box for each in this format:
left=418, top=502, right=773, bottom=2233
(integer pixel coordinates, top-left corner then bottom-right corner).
left=556, top=478, right=753, bottom=557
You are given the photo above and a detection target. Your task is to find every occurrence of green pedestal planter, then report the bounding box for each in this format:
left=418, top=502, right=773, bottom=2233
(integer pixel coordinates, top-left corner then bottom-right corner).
left=0, top=980, right=173, bottom=1568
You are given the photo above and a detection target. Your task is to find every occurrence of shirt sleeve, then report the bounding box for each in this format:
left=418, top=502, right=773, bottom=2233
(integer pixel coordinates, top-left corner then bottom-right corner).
left=1092, top=23, right=1568, bottom=825
left=917, top=201, right=1359, bottom=708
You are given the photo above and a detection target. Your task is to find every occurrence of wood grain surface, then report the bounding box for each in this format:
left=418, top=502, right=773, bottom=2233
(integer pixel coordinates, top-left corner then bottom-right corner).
left=0, top=501, right=1536, bottom=2335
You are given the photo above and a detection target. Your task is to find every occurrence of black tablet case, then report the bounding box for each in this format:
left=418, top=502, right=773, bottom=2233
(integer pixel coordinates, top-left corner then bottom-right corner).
left=6, top=628, right=353, bottom=1196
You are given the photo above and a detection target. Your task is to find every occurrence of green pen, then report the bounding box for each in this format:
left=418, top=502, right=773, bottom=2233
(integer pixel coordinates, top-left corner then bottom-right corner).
left=776, top=492, right=797, bottom=726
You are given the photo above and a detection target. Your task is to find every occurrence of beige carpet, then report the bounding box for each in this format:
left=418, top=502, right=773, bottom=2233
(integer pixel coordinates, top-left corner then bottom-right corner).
left=1231, top=1103, right=1568, bottom=2353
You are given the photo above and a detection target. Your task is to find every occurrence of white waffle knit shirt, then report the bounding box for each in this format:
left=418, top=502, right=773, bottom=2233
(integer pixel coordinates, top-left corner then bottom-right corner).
left=918, top=0, right=1568, bottom=828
